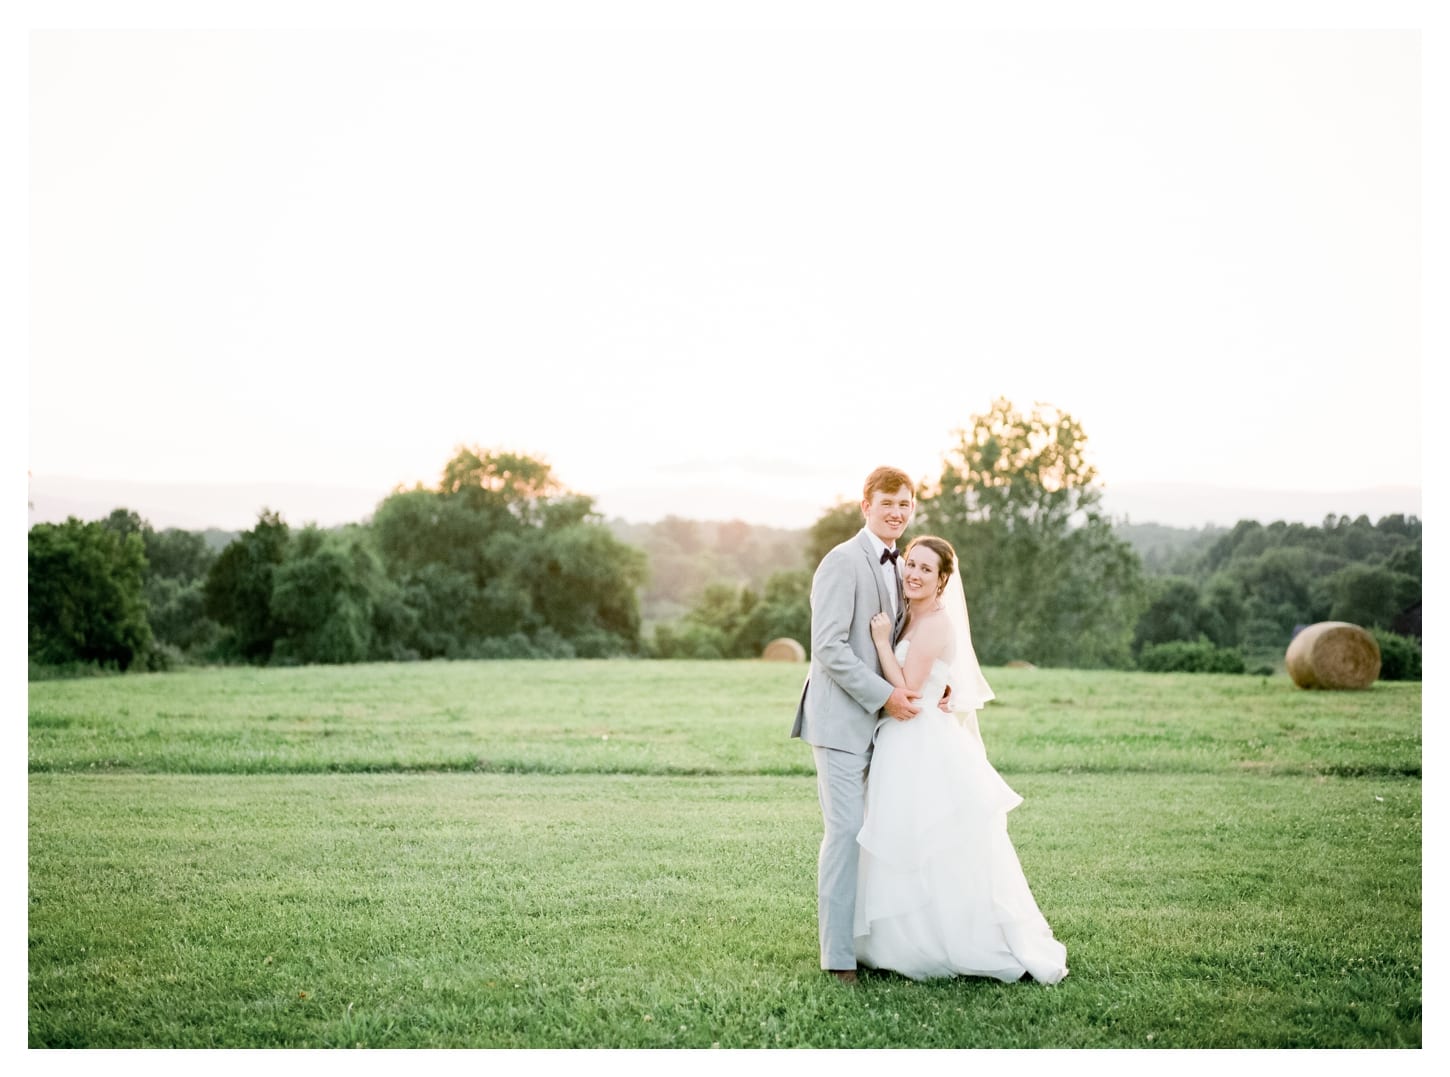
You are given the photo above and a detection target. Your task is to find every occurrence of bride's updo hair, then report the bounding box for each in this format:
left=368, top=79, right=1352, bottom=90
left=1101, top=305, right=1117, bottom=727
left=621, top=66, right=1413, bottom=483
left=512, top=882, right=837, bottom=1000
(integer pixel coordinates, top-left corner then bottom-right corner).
left=904, top=535, right=957, bottom=594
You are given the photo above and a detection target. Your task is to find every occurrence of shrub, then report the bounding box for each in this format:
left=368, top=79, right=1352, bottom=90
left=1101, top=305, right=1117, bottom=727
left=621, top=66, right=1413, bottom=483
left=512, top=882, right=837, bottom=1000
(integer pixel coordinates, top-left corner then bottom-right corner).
left=1138, top=639, right=1246, bottom=674
left=29, top=518, right=153, bottom=670
left=1370, top=629, right=1421, bottom=682
left=570, top=627, right=631, bottom=658
left=470, top=630, right=578, bottom=660
left=27, top=659, right=120, bottom=681
left=651, top=622, right=729, bottom=659
left=138, top=641, right=186, bottom=672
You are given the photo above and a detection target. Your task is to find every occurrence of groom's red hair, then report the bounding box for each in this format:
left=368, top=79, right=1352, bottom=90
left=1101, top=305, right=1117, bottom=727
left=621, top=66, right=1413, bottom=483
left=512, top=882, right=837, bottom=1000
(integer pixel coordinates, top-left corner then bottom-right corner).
left=863, top=466, right=914, bottom=501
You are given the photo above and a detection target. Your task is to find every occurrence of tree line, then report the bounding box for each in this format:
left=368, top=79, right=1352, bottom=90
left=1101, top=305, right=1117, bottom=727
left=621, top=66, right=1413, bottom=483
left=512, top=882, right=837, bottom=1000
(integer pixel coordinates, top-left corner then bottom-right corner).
left=29, top=403, right=1422, bottom=679
left=29, top=449, right=646, bottom=672
left=645, top=400, right=1421, bottom=679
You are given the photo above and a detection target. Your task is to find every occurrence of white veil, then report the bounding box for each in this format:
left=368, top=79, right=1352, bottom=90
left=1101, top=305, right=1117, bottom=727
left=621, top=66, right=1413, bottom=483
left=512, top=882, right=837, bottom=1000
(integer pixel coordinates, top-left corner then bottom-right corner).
left=942, top=569, right=995, bottom=738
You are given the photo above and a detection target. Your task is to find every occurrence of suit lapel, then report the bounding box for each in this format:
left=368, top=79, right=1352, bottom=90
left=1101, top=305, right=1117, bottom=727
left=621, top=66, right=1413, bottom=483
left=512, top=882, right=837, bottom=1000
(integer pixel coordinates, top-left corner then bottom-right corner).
left=856, top=530, right=895, bottom=620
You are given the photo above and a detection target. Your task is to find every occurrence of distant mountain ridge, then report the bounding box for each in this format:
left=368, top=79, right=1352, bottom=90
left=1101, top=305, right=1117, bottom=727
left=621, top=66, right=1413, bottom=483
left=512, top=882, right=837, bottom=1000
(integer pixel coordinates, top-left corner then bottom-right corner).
left=1099, top=481, right=1420, bottom=530
left=29, top=476, right=388, bottom=532
left=28, top=473, right=1421, bottom=534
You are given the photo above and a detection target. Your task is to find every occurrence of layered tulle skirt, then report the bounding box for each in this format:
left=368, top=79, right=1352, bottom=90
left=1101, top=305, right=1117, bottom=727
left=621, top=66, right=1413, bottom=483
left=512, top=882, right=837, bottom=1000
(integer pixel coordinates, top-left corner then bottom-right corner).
left=854, top=709, right=1068, bottom=983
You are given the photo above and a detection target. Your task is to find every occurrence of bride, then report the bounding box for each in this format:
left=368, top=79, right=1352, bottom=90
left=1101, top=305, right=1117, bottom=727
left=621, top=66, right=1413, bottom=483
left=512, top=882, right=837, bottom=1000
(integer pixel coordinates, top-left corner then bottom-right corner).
left=854, top=535, right=1069, bottom=984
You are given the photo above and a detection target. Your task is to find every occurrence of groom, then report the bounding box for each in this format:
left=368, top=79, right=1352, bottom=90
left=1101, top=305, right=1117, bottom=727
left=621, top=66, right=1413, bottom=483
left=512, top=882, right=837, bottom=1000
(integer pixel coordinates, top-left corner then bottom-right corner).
left=791, top=466, right=923, bottom=984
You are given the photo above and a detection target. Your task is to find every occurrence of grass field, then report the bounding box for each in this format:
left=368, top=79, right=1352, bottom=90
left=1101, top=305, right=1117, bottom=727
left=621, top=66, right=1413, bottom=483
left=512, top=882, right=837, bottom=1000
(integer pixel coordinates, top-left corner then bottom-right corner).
left=28, top=661, right=1421, bottom=1048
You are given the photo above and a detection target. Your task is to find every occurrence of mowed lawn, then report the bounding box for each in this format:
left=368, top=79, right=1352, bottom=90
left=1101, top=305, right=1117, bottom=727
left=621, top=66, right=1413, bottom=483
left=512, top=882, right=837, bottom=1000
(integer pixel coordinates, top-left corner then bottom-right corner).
left=28, top=661, right=1421, bottom=1048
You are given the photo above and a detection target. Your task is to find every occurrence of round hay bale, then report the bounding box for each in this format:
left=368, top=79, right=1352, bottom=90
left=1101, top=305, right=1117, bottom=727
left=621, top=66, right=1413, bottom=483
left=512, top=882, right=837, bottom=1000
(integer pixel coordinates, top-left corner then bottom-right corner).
left=762, top=637, right=806, bottom=662
left=1004, top=660, right=1037, bottom=670
left=1285, top=621, right=1381, bottom=690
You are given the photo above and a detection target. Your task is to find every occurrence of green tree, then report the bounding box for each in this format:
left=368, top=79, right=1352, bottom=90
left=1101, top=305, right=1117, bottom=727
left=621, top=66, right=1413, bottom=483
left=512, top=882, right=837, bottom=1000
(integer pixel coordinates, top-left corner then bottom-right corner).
left=142, top=526, right=218, bottom=584
left=655, top=515, right=705, bottom=555
left=204, top=509, right=290, bottom=661
left=269, top=526, right=396, bottom=664
left=1228, top=546, right=1342, bottom=653
left=371, top=483, right=522, bottom=650
left=440, top=447, right=563, bottom=527
left=1384, top=538, right=1421, bottom=585
left=684, top=582, right=754, bottom=641
left=732, top=570, right=812, bottom=657
left=29, top=517, right=153, bottom=669
left=372, top=486, right=483, bottom=579
left=143, top=575, right=219, bottom=657
left=918, top=398, right=1144, bottom=667
left=1129, top=512, right=1421, bottom=662
left=390, top=562, right=476, bottom=658
left=142, top=522, right=221, bottom=658
left=530, top=523, right=647, bottom=655
left=99, top=507, right=223, bottom=659
left=1198, top=573, right=1245, bottom=648
left=626, top=515, right=725, bottom=621
left=371, top=448, right=645, bottom=658
left=1202, top=520, right=1271, bottom=573
left=806, top=501, right=867, bottom=568
left=1320, top=562, right=1419, bottom=630
left=1132, top=577, right=1208, bottom=656
left=99, top=507, right=147, bottom=541
left=610, top=516, right=809, bottom=630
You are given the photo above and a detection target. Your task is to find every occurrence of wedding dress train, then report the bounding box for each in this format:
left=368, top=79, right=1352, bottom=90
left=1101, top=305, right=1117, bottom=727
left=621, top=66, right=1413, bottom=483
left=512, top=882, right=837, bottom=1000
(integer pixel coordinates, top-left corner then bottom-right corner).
left=853, top=640, right=1068, bottom=983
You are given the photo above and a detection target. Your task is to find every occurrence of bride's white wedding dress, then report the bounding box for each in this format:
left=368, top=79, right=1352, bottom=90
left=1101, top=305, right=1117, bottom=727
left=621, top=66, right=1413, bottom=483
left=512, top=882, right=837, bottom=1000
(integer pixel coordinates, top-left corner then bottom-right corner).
left=854, top=638, right=1069, bottom=983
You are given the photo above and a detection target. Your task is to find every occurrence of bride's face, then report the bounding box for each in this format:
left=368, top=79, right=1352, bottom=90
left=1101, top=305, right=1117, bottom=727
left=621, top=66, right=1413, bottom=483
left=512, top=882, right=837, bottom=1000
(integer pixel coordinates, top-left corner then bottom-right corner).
left=901, top=545, right=942, bottom=603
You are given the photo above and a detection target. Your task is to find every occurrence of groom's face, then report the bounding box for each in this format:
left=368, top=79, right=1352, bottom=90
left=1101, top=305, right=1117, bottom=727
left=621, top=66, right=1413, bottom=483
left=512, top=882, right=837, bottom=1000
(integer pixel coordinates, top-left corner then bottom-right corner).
left=863, top=486, right=914, bottom=545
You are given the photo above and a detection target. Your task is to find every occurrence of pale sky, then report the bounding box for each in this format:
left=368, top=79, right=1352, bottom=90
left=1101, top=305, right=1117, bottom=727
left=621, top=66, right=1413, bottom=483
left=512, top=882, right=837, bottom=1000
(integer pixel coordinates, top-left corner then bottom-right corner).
left=22, top=10, right=1431, bottom=529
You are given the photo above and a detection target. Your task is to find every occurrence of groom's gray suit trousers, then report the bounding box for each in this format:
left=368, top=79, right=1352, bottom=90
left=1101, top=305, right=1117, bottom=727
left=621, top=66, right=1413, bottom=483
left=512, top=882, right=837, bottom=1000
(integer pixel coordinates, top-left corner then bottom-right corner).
left=812, top=742, right=871, bottom=970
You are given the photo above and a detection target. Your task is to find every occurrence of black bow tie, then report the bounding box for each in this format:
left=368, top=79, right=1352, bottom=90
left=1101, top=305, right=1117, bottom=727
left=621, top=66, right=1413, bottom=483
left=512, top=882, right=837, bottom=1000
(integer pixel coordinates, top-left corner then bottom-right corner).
left=880, top=548, right=899, bottom=565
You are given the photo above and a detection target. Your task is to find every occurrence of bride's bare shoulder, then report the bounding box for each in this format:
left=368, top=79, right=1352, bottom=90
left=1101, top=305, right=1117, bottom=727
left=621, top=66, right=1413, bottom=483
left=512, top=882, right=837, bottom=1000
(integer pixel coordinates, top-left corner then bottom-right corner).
left=911, top=607, right=953, bottom=655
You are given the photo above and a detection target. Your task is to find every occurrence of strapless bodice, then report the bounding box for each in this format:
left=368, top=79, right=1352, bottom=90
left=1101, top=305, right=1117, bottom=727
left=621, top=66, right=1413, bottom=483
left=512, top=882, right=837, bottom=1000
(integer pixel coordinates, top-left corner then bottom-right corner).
left=894, top=639, right=951, bottom=712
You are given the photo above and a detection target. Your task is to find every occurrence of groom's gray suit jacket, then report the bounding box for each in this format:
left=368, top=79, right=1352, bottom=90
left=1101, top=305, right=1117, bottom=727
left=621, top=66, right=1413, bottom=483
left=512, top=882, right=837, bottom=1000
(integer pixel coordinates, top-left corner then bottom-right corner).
left=791, top=528, right=906, bottom=755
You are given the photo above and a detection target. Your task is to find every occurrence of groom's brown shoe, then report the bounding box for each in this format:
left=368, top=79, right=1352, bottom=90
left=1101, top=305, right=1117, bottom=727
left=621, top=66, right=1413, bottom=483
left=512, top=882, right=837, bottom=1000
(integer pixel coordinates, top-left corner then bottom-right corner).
left=827, top=969, right=859, bottom=985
